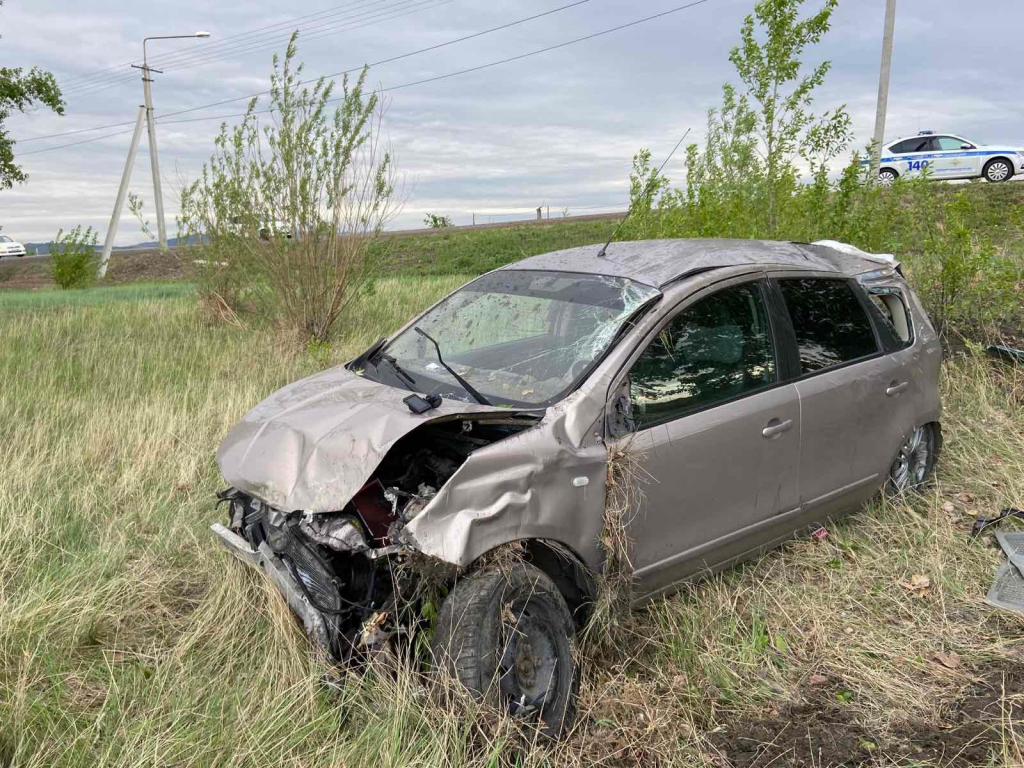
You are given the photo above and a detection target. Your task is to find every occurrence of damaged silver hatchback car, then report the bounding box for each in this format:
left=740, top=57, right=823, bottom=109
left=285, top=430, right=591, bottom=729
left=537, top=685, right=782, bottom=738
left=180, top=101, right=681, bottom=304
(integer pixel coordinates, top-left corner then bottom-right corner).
left=213, top=238, right=942, bottom=734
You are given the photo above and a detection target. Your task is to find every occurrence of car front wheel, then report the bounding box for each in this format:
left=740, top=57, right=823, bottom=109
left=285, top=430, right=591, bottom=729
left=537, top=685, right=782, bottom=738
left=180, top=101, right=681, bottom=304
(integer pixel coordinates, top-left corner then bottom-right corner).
left=984, top=158, right=1013, bottom=183
left=431, top=562, right=578, bottom=738
left=879, top=168, right=898, bottom=186
left=887, top=424, right=937, bottom=495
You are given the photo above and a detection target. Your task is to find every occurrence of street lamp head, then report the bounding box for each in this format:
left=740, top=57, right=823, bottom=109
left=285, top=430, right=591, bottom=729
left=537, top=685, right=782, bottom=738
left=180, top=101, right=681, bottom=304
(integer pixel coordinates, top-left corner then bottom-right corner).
left=195, top=31, right=211, bottom=38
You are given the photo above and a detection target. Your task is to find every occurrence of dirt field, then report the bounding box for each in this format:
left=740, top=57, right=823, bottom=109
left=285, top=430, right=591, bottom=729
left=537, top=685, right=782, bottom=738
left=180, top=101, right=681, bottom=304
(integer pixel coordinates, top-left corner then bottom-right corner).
left=0, top=248, right=190, bottom=290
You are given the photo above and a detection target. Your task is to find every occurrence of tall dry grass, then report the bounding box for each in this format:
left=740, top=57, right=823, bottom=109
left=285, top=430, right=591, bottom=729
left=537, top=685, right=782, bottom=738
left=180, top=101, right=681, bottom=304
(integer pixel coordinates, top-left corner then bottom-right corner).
left=1, top=280, right=1022, bottom=766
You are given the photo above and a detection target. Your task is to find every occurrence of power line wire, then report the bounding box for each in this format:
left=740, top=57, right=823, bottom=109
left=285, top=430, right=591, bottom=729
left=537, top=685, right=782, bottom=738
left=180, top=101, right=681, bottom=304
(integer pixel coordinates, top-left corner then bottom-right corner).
left=17, top=1, right=586, bottom=142
left=17, top=117, right=143, bottom=144
left=135, top=0, right=452, bottom=78
left=158, top=0, right=713, bottom=128
left=60, top=0, right=388, bottom=87
left=60, top=0, right=428, bottom=96
left=20, top=0, right=714, bottom=153
left=142, top=0, right=400, bottom=71
left=61, top=0, right=448, bottom=98
left=58, top=0, right=395, bottom=91
left=159, top=0, right=589, bottom=122
left=381, top=0, right=711, bottom=93
left=19, top=128, right=140, bottom=156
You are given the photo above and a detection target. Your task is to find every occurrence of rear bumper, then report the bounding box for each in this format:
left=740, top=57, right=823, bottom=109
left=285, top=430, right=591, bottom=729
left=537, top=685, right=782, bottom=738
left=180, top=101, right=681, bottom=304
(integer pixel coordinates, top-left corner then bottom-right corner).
left=211, top=522, right=332, bottom=649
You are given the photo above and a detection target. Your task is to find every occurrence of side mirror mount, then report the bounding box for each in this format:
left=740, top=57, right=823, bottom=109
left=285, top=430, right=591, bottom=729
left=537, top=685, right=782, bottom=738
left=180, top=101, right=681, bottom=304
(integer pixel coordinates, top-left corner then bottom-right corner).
left=606, top=387, right=635, bottom=439
left=961, top=143, right=974, bottom=150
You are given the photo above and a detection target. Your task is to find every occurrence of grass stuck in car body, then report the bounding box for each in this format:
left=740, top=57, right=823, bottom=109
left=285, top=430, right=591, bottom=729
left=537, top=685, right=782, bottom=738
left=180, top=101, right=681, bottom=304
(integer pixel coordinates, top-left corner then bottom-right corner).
left=1, top=274, right=1023, bottom=767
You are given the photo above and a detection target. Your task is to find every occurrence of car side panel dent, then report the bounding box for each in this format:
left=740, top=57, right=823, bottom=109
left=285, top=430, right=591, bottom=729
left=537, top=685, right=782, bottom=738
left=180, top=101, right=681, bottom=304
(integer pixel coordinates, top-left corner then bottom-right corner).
left=401, top=399, right=607, bottom=571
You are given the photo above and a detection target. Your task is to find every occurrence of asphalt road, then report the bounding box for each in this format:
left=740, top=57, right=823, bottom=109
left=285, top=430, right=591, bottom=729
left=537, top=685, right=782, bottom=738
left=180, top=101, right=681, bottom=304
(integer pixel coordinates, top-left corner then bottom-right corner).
left=1, top=252, right=50, bottom=264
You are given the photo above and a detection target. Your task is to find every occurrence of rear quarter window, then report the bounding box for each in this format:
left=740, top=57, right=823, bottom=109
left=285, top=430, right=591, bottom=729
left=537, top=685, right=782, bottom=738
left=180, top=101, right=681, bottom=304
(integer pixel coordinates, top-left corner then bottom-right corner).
left=777, top=278, right=879, bottom=374
left=869, top=290, right=913, bottom=349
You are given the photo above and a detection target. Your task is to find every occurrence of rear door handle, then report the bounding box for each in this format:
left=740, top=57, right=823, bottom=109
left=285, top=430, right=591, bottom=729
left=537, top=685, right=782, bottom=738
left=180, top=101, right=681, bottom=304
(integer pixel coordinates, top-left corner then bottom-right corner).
left=762, top=419, right=793, bottom=439
left=886, top=381, right=909, bottom=397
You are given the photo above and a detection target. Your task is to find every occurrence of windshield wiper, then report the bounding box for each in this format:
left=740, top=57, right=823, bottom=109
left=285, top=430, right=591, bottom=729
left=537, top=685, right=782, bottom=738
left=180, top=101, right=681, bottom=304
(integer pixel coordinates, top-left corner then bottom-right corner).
left=414, top=327, right=492, bottom=406
left=372, top=351, right=417, bottom=391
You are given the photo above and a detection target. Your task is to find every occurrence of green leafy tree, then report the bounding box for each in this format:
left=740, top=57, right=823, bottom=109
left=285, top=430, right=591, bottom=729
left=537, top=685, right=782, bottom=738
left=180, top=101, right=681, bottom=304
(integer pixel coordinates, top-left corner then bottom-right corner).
left=731, top=0, right=845, bottom=223
left=423, top=213, right=451, bottom=228
left=179, top=33, right=401, bottom=341
left=677, top=0, right=850, bottom=237
left=0, top=0, right=66, bottom=191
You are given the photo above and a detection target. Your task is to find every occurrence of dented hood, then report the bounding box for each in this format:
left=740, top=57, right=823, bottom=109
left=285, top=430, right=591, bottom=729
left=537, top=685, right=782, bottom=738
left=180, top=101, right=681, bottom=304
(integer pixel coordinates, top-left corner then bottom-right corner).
left=216, top=365, right=503, bottom=513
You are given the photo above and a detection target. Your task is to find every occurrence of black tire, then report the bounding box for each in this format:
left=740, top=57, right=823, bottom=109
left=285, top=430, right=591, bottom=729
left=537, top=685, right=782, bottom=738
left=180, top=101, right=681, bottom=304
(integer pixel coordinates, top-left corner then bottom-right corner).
left=886, top=424, right=938, bottom=495
left=984, top=158, right=1014, bottom=183
left=432, top=562, right=578, bottom=738
left=879, top=168, right=898, bottom=186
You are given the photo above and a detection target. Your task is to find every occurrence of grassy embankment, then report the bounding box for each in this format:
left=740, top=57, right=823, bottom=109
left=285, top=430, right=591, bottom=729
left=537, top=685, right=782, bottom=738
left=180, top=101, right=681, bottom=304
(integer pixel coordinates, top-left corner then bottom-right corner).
left=0, top=215, right=621, bottom=291
left=1, top=195, right=1023, bottom=766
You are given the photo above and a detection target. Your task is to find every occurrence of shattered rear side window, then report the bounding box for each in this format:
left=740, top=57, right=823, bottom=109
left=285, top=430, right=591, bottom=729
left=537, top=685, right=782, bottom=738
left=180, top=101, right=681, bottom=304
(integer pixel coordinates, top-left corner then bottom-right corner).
left=381, top=270, right=659, bottom=407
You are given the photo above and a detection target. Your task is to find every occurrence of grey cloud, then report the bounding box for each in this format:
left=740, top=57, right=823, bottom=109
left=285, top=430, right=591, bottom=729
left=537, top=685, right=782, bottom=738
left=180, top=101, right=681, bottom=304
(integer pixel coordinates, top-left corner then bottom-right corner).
left=2, top=0, right=1022, bottom=243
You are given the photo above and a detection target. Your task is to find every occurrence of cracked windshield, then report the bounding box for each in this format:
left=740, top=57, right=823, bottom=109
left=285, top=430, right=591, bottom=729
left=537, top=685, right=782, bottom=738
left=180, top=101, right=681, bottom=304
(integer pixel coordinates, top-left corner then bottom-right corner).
left=379, top=270, right=659, bottom=406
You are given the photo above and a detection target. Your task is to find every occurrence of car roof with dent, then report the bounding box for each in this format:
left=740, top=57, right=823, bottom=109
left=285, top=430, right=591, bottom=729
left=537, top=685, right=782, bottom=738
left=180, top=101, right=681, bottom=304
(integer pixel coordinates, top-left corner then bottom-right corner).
left=499, top=238, right=881, bottom=288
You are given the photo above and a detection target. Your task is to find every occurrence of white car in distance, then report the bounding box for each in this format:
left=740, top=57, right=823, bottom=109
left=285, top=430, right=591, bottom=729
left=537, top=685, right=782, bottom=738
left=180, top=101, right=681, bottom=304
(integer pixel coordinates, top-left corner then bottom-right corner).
left=870, top=131, right=1024, bottom=185
left=0, top=235, right=27, bottom=257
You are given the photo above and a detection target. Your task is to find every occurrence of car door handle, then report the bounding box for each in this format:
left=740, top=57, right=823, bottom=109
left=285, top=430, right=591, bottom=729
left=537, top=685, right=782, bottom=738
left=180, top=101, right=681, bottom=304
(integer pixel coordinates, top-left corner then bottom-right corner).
left=762, top=419, right=793, bottom=439
left=886, top=381, right=909, bottom=397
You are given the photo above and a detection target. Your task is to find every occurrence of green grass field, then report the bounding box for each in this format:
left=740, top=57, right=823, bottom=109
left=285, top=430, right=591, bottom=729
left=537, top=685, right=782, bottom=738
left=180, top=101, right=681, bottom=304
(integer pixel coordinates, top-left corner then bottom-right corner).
left=2, top=225, right=1023, bottom=765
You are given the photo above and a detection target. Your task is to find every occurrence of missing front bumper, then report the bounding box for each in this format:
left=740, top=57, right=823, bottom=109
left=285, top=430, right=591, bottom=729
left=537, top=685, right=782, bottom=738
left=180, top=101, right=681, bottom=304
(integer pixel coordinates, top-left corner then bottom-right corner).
left=211, top=522, right=332, bottom=649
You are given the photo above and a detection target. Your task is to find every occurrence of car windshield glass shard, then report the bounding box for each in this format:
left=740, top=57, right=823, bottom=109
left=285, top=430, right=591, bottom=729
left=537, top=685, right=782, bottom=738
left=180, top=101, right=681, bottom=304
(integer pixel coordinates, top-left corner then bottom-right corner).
left=381, top=270, right=659, bottom=406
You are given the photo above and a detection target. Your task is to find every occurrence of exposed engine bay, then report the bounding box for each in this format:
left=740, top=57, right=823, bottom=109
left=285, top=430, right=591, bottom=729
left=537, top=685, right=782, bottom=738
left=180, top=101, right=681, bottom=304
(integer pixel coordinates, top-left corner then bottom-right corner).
left=214, top=414, right=540, bottom=660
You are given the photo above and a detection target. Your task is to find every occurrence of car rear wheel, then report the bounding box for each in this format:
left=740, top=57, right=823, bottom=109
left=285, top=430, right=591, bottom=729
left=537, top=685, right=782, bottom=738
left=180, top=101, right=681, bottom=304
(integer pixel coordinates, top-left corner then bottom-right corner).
left=431, top=562, right=578, bottom=738
left=984, top=158, right=1013, bottom=183
left=879, top=168, right=898, bottom=186
left=887, top=424, right=936, bottom=495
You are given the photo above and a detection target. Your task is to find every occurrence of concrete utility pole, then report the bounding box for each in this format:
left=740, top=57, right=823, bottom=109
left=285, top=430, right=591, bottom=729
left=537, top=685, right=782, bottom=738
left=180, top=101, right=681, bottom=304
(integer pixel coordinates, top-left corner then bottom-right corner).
left=141, top=60, right=167, bottom=249
left=100, top=31, right=210, bottom=263
left=98, top=106, right=146, bottom=279
left=869, top=0, right=897, bottom=183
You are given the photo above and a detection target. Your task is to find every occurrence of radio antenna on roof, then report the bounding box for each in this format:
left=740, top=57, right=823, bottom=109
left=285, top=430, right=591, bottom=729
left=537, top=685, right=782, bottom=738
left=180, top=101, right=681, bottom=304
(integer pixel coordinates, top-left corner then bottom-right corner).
left=597, top=128, right=690, bottom=258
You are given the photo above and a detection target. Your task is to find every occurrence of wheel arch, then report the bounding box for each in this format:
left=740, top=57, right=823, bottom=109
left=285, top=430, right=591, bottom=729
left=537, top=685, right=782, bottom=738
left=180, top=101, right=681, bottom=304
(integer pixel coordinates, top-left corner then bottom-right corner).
left=983, top=155, right=1015, bottom=180
left=469, top=538, right=597, bottom=627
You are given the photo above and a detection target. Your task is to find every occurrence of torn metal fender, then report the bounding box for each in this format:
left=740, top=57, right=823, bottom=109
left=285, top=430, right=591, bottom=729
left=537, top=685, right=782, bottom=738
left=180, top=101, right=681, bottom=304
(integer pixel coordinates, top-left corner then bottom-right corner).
left=401, top=393, right=608, bottom=571
left=216, top=365, right=517, bottom=513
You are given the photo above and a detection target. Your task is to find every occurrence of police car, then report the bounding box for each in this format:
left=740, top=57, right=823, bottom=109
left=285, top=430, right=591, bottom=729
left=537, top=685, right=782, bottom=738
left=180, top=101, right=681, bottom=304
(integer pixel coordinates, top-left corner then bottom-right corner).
left=870, top=131, right=1024, bottom=185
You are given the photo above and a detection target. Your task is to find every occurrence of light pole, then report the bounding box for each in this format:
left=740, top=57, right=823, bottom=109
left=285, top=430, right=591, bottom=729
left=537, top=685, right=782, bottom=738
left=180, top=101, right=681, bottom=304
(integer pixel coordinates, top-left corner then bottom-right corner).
left=100, top=31, right=210, bottom=277
left=140, top=32, right=210, bottom=250
left=869, top=0, right=897, bottom=184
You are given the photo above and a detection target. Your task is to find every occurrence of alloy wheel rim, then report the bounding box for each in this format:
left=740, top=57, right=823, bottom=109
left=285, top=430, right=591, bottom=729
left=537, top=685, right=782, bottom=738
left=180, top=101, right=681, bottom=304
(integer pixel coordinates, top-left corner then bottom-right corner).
left=880, top=172, right=896, bottom=187
left=891, top=426, right=929, bottom=492
left=989, top=163, right=1010, bottom=181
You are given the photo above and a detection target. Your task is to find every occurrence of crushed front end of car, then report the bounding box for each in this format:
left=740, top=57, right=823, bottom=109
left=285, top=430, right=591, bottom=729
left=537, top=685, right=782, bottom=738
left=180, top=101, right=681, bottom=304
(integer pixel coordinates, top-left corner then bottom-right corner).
left=211, top=387, right=548, bottom=661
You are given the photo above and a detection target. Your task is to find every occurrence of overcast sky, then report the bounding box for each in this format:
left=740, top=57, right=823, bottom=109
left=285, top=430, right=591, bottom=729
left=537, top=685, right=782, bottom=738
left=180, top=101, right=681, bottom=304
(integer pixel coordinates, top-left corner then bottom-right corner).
left=2, top=0, right=1022, bottom=246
